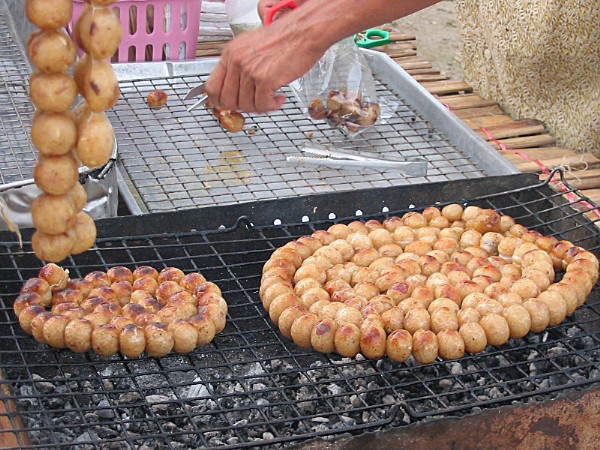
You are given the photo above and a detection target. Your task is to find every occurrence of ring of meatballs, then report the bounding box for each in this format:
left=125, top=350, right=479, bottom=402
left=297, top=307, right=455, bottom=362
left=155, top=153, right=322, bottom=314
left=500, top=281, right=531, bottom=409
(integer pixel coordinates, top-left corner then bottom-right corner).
left=260, top=205, right=598, bottom=363
left=15, top=264, right=227, bottom=358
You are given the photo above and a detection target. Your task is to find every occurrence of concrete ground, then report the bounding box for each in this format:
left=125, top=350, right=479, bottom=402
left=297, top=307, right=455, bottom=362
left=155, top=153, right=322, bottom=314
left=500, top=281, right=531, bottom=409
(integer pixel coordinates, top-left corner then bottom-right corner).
left=392, top=1, right=462, bottom=80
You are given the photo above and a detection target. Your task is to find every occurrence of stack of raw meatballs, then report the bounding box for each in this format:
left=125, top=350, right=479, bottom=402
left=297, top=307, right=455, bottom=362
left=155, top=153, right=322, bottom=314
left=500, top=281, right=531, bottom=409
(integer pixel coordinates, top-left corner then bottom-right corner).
left=26, top=0, right=122, bottom=262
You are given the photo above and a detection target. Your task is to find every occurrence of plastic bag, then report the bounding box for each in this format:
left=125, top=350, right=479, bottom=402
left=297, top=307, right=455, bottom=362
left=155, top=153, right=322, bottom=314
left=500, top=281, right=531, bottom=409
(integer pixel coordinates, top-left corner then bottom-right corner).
left=291, top=37, right=380, bottom=137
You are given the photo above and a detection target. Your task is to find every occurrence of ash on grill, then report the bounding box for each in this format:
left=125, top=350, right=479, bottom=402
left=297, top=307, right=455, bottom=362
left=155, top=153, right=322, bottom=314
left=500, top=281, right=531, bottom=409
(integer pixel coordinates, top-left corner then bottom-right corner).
left=12, top=324, right=600, bottom=449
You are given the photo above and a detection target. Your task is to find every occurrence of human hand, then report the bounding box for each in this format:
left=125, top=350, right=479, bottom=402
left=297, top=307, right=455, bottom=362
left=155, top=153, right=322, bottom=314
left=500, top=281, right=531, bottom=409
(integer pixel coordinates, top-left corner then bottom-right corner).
left=205, top=12, right=325, bottom=113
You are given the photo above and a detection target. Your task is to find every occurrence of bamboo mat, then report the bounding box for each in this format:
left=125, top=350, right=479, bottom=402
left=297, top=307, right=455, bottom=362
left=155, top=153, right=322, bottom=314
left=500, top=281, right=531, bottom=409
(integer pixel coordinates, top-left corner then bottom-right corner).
left=196, top=27, right=600, bottom=222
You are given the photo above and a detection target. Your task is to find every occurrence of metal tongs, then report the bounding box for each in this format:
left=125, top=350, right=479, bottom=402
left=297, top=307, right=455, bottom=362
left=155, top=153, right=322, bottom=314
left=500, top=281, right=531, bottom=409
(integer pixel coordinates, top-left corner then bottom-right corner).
left=287, top=146, right=428, bottom=176
left=184, top=82, right=208, bottom=112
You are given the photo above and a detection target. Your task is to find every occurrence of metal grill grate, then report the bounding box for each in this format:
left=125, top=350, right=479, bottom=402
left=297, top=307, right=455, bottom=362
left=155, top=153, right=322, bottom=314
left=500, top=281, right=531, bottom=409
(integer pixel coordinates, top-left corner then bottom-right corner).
left=0, top=172, right=599, bottom=449
left=108, top=55, right=508, bottom=214
left=0, top=6, right=37, bottom=186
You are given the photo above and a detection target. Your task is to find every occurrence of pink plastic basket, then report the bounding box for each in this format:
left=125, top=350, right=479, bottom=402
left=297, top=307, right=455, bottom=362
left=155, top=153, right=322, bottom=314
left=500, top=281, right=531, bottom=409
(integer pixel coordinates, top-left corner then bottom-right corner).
left=72, top=0, right=202, bottom=62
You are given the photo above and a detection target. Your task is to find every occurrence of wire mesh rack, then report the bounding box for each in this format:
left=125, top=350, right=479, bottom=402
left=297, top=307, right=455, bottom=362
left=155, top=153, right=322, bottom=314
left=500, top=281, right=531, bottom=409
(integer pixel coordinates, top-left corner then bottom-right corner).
left=0, top=5, right=37, bottom=186
left=108, top=54, right=514, bottom=214
left=0, top=171, right=599, bottom=449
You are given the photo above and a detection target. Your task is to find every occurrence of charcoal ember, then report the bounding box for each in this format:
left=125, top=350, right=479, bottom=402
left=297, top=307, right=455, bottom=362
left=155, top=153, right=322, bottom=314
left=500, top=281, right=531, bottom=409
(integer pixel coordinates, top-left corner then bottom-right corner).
left=96, top=399, right=115, bottom=419
left=17, top=384, right=36, bottom=406
left=233, top=419, right=248, bottom=427
left=73, top=430, right=100, bottom=449
left=251, top=382, right=267, bottom=391
left=96, top=426, right=121, bottom=439
left=45, top=394, right=66, bottom=409
left=326, top=383, right=343, bottom=396
left=340, top=415, right=356, bottom=426
left=573, top=335, right=595, bottom=350
left=438, top=379, right=453, bottom=390
left=267, top=404, right=295, bottom=420
left=181, top=379, right=211, bottom=400
left=145, top=394, right=174, bottom=412
left=84, top=412, right=99, bottom=421
left=108, top=442, right=127, bottom=450
left=118, top=391, right=142, bottom=404
left=488, top=387, right=504, bottom=399
left=493, top=355, right=511, bottom=367
left=312, top=416, right=329, bottom=423
left=361, top=411, right=373, bottom=423
left=255, top=398, right=269, bottom=407
left=547, top=345, right=568, bottom=356
left=33, top=377, right=55, bottom=394
left=312, top=423, right=330, bottom=433
left=529, top=360, right=551, bottom=375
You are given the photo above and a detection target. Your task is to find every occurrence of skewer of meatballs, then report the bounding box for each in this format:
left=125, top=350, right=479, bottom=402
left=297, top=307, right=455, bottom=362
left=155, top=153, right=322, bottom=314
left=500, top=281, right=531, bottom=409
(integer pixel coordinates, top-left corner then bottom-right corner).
left=260, top=204, right=598, bottom=363
left=26, top=0, right=122, bottom=262
left=15, top=264, right=228, bottom=358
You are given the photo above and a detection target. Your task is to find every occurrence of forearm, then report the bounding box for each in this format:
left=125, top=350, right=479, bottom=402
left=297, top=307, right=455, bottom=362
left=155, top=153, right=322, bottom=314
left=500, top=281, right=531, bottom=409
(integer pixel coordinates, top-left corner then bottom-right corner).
left=292, top=0, right=442, bottom=52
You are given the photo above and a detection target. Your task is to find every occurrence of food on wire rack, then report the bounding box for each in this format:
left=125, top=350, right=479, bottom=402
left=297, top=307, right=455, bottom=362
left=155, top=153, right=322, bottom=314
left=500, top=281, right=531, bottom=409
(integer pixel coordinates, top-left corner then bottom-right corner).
left=14, top=264, right=228, bottom=358
left=214, top=107, right=245, bottom=133
left=308, top=88, right=380, bottom=134
left=204, top=100, right=245, bottom=133
left=25, top=0, right=122, bottom=262
left=260, top=204, right=599, bottom=363
left=147, top=89, right=169, bottom=110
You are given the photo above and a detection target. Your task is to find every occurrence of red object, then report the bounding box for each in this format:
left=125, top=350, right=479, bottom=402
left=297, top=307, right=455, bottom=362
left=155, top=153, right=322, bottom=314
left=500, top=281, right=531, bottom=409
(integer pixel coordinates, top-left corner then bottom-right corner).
left=264, top=0, right=298, bottom=25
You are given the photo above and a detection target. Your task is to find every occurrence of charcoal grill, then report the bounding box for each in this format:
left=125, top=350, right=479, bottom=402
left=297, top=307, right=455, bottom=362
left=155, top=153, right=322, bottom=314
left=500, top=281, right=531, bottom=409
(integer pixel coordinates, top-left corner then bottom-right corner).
left=0, top=171, right=599, bottom=449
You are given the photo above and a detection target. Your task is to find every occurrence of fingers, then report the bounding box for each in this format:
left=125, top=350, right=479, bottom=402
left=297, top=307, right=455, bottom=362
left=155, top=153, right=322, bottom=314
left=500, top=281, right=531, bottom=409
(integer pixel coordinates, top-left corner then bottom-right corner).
left=238, top=76, right=257, bottom=112
left=255, top=84, right=286, bottom=113
left=205, top=54, right=227, bottom=109
left=206, top=49, right=286, bottom=113
left=219, top=57, right=241, bottom=110
left=206, top=23, right=302, bottom=113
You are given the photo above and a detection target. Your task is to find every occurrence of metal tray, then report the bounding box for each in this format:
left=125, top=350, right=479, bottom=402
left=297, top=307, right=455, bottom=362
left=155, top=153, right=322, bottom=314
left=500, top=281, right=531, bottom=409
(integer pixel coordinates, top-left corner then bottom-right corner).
left=0, top=172, right=598, bottom=449
left=110, top=54, right=517, bottom=214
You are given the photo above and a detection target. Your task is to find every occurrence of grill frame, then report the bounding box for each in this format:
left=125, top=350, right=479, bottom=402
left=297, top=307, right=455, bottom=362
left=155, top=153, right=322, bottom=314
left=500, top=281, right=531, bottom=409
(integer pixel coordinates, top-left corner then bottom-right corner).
left=0, top=171, right=599, bottom=449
